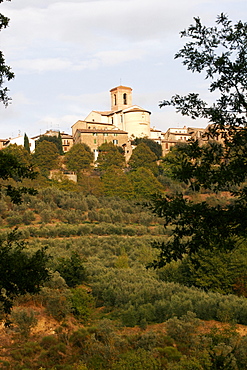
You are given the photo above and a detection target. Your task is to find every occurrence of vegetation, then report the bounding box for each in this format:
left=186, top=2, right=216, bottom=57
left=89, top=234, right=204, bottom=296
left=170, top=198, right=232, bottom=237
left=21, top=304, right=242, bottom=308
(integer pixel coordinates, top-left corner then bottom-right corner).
left=0, top=0, right=14, bottom=106
left=1, top=12, right=247, bottom=370
left=35, top=134, right=63, bottom=155
left=132, top=137, right=162, bottom=159
left=65, top=143, right=94, bottom=173
left=150, top=14, right=247, bottom=268
left=129, top=142, right=159, bottom=175
left=33, top=140, right=60, bottom=176
left=97, top=142, right=126, bottom=171
left=0, top=148, right=37, bottom=204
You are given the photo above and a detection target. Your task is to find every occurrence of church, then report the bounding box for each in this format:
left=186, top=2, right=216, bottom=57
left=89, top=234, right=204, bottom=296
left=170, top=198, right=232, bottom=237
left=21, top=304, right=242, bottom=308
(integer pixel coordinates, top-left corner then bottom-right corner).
left=71, top=86, right=152, bottom=159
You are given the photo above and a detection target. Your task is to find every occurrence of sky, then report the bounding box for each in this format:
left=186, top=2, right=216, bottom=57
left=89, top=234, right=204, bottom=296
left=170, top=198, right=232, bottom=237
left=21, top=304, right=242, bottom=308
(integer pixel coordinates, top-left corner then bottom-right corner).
left=0, top=0, right=246, bottom=139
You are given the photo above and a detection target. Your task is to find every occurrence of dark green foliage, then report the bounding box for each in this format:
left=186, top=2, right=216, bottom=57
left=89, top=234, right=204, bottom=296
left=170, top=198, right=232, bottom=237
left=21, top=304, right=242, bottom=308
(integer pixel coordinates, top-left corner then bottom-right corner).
left=152, top=15, right=247, bottom=269
left=129, top=142, right=159, bottom=175
left=24, top=133, right=30, bottom=153
left=0, top=150, right=37, bottom=204
left=97, top=142, right=125, bottom=171
left=33, top=140, right=60, bottom=176
left=70, top=287, right=95, bottom=322
left=129, top=167, right=164, bottom=199
left=111, top=348, right=161, bottom=370
left=101, top=167, right=134, bottom=199
left=132, top=137, right=162, bottom=159
left=0, top=0, right=15, bottom=106
left=0, top=229, right=51, bottom=314
left=36, top=134, right=63, bottom=155
left=56, top=252, right=87, bottom=287
left=65, top=143, right=94, bottom=173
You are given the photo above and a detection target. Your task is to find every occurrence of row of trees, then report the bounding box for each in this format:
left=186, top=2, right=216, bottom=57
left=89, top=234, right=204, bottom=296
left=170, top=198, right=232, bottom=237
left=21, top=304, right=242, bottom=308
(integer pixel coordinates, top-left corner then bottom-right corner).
left=2, top=137, right=161, bottom=175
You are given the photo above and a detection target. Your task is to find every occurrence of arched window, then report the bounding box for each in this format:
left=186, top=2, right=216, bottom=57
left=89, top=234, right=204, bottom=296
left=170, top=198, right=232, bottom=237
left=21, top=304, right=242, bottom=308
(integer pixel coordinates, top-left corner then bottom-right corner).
left=123, top=93, right=127, bottom=105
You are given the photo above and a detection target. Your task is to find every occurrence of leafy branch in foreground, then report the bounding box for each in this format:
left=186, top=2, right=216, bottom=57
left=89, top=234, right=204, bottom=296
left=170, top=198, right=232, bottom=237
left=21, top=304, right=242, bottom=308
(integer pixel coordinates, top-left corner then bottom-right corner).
left=0, top=0, right=14, bottom=106
left=148, top=192, right=246, bottom=268
left=151, top=14, right=247, bottom=269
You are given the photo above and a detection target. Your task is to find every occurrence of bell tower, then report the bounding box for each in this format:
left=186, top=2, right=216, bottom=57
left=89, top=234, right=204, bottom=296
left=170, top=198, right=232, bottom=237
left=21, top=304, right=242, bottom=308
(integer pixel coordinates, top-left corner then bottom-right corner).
left=110, top=86, right=132, bottom=111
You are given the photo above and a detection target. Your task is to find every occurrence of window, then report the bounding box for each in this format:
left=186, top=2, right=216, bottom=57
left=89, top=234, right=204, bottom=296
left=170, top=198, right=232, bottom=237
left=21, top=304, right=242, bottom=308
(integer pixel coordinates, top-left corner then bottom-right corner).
left=121, top=115, right=123, bottom=123
left=93, top=133, right=97, bottom=136
left=111, top=117, right=114, bottom=124
left=103, top=133, right=108, bottom=136
left=113, top=139, right=118, bottom=145
left=113, top=133, right=118, bottom=136
left=123, top=93, right=127, bottom=105
left=114, top=94, right=117, bottom=105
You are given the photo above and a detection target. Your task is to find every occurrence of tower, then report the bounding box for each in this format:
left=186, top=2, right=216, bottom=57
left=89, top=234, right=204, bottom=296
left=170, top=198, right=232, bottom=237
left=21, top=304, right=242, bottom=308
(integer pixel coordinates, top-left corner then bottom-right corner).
left=110, top=86, right=132, bottom=111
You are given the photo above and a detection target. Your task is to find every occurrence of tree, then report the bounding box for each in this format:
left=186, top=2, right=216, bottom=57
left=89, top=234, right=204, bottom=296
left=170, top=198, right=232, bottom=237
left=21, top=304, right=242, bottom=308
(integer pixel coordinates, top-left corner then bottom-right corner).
left=129, top=167, right=164, bottom=200
left=0, top=0, right=14, bottom=106
left=101, top=166, right=135, bottom=199
left=65, top=143, right=94, bottom=173
left=55, top=252, right=86, bottom=288
left=35, top=134, right=63, bottom=155
left=97, top=142, right=125, bottom=171
left=160, top=140, right=224, bottom=190
left=132, top=137, right=162, bottom=159
left=24, top=133, right=30, bottom=153
left=0, top=229, right=50, bottom=315
left=129, top=142, right=159, bottom=175
left=149, top=14, right=247, bottom=268
left=33, top=140, right=60, bottom=176
left=0, top=149, right=37, bottom=204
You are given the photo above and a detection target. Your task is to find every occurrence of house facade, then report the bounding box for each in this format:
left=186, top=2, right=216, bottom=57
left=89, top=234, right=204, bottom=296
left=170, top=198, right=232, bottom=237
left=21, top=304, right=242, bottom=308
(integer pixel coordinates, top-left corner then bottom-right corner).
left=74, top=128, right=130, bottom=160
left=6, top=135, right=36, bottom=153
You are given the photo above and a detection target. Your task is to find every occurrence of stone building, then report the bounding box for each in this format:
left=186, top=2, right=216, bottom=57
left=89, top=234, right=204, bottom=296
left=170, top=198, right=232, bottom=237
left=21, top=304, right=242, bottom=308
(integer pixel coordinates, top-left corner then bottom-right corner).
left=74, top=128, right=130, bottom=160
left=71, top=85, right=152, bottom=160
left=72, top=85, right=151, bottom=139
left=32, top=130, right=73, bottom=153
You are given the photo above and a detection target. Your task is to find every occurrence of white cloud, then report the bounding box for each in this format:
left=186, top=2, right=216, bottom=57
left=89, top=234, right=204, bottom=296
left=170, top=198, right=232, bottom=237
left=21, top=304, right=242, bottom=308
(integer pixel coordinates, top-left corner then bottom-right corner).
left=11, top=58, right=73, bottom=73
left=1, top=0, right=247, bottom=140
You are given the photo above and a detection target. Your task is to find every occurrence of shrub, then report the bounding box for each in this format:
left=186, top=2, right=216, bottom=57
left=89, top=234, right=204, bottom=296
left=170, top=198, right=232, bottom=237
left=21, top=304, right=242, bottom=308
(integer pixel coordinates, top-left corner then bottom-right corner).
left=56, top=252, right=87, bottom=287
left=11, top=307, right=38, bottom=338
left=111, top=348, right=161, bottom=370
left=22, top=210, right=36, bottom=225
left=70, top=287, right=95, bottom=322
left=6, top=214, right=22, bottom=227
left=41, top=288, right=72, bottom=321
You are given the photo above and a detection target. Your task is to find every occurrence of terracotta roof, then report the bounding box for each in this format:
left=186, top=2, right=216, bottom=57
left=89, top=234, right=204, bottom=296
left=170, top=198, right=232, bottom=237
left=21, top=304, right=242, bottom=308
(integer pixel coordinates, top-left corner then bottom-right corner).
left=110, top=85, right=132, bottom=92
left=92, top=110, right=113, bottom=116
left=61, top=133, right=73, bottom=138
left=123, top=106, right=151, bottom=114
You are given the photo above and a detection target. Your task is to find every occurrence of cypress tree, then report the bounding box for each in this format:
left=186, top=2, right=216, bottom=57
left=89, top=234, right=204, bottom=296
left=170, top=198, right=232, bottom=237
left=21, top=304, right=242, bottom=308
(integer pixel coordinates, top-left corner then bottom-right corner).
left=24, top=133, right=30, bottom=153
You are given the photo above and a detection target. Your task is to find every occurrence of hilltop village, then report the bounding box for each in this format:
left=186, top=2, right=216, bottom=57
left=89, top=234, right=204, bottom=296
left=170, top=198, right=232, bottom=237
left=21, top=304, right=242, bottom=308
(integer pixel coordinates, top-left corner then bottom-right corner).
left=0, top=85, right=209, bottom=158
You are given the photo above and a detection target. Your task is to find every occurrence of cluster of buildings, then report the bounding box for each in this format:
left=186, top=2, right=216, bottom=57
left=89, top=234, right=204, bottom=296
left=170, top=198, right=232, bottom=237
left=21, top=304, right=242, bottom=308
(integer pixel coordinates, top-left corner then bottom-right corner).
left=1, top=85, right=209, bottom=160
